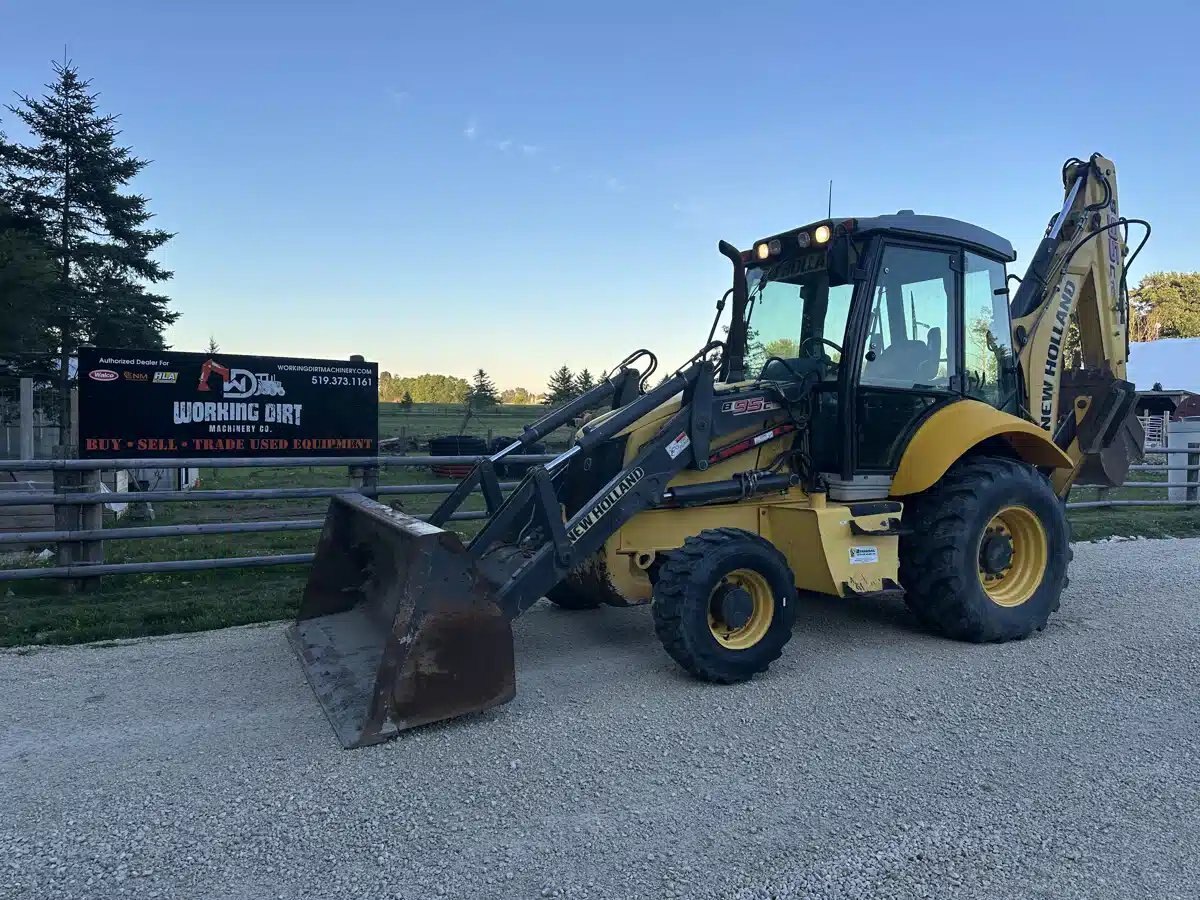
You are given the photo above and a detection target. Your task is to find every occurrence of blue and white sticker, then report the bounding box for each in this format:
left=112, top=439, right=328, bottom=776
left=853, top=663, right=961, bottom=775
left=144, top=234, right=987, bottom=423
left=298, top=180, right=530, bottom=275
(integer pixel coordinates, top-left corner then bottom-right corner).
left=666, top=431, right=691, bottom=460
left=849, top=546, right=878, bottom=565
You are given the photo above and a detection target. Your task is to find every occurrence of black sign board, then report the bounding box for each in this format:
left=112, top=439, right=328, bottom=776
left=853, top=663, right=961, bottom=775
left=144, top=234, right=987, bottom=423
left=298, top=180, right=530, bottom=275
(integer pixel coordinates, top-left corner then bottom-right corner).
left=78, top=348, right=378, bottom=458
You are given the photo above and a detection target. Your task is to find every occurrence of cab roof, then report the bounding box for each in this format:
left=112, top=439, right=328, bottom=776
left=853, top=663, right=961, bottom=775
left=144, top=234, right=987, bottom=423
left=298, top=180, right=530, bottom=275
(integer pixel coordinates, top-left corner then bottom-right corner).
left=852, top=212, right=1015, bottom=262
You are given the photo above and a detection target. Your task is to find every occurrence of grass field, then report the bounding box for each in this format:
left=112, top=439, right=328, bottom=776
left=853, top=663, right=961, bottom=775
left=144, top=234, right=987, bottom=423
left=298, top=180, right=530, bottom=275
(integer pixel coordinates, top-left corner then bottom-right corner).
left=379, top=402, right=575, bottom=449
left=0, top=464, right=492, bottom=647
left=2, top=425, right=1197, bottom=647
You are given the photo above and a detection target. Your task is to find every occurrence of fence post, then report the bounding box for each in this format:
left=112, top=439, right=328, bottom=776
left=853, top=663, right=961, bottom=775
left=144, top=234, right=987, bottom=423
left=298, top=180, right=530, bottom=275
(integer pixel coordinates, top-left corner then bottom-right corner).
left=53, top=465, right=104, bottom=592
left=1095, top=486, right=1110, bottom=508
left=18, top=377, right=34, bottom=460
left=1188, top=444, right=1199, bottom=504
left=348, top=463, right=379, bottom=498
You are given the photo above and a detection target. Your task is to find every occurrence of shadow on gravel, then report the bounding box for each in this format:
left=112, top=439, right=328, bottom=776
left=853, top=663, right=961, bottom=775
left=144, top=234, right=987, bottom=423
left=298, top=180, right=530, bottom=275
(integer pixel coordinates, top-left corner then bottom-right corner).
left=512, top=590, right=933, bottom=679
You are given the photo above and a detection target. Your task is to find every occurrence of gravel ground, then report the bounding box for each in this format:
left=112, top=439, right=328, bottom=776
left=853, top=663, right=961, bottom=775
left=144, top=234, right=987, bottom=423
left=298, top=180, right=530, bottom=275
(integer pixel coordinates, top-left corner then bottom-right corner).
left=2, top=537, right=1198, bottom=900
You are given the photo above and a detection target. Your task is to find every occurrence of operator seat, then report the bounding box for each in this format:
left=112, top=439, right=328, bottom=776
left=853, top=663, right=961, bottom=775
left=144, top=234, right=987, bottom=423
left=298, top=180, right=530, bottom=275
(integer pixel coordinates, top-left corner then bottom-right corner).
left=864, top=328, right=941, bottom=386
left=917, top=326, right=942, bottom=381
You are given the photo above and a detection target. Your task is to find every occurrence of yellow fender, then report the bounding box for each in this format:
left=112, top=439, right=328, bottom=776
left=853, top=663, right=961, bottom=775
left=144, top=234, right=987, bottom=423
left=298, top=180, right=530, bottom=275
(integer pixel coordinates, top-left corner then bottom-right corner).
left=890, top=399, right=1072, bottom=496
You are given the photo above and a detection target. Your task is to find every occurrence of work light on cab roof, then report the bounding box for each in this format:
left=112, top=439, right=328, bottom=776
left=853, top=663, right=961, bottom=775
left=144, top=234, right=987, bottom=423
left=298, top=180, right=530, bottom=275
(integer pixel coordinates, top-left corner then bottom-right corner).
left=748, top=219, right=841, bottom=263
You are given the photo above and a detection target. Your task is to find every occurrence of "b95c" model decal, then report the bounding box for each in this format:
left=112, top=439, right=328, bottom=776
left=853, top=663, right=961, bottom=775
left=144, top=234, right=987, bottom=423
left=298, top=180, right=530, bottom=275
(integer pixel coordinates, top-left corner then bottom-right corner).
left=721, top=397, right=781, bottom=416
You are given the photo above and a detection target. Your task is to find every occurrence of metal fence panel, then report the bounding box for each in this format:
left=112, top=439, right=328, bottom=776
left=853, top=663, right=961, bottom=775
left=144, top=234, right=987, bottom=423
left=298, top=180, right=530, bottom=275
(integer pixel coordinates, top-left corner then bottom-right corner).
left=0, top=452, right=1196, bottom=585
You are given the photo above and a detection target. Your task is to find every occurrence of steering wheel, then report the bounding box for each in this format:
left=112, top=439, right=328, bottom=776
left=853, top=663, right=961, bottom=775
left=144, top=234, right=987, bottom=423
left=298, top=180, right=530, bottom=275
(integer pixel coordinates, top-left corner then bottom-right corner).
left=799, top=337, right=843, bottom=360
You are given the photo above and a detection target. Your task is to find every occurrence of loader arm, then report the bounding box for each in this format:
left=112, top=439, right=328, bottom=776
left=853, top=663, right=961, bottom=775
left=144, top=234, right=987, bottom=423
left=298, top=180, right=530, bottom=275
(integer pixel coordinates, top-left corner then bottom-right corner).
left=290, top=346, right=814, bottom=746
left=1010, top=154, right=1148, bottom=493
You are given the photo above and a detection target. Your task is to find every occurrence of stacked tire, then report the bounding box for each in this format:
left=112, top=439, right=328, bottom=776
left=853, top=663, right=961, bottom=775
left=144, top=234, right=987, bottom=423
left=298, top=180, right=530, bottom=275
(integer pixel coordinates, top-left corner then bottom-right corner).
left=429, top=435, right=488, bottom=479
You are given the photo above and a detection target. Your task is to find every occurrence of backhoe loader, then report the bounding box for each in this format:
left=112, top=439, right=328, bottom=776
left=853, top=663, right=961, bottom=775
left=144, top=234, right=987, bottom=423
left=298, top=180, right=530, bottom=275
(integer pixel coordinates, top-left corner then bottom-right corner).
left=290, top=153, right=1149, bottom=747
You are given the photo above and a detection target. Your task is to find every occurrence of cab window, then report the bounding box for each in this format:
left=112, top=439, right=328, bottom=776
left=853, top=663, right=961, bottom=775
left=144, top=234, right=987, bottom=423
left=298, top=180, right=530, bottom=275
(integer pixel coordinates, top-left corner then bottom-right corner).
left=963, top=252, right=1017, bottom=410
left=744, top=270, right=852, bottom=379
left=859, top=245, right=957, bottom=390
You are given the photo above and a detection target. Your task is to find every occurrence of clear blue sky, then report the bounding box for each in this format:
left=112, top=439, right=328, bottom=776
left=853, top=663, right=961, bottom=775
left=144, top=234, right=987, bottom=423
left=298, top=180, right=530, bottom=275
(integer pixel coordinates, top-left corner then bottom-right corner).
left=3, top=0, right=1197, bottom=390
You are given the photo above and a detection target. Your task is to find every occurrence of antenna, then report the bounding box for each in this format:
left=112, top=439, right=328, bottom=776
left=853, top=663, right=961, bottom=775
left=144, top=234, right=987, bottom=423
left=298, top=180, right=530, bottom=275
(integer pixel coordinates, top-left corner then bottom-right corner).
left=827, top=180, right=833, bottom=218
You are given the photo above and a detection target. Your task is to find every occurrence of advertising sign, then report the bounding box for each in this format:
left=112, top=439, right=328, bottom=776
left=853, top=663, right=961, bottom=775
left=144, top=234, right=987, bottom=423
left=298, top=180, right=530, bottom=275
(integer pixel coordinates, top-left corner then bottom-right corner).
left=78, top=348, right=378, bottom=458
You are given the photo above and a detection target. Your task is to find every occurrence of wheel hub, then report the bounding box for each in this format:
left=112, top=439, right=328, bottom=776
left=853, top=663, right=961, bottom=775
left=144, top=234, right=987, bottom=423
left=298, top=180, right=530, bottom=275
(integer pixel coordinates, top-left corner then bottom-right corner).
left=976, top=506, right=1049, bottom=608
left=714, top=584, right=754, bottom=630
left=979, top=531, right=1014, bottom=575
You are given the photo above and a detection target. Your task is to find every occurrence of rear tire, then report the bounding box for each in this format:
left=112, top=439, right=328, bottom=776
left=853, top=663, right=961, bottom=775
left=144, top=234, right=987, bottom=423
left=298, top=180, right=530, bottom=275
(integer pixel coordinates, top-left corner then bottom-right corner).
left=899, top=456, right=1071, bottom=642
left=652, top=528, right=797, bottom=683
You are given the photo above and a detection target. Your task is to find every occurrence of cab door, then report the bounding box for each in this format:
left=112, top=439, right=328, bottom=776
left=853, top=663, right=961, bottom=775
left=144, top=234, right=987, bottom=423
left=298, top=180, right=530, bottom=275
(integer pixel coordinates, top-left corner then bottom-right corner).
left=846, top=241, right=962, bottom=476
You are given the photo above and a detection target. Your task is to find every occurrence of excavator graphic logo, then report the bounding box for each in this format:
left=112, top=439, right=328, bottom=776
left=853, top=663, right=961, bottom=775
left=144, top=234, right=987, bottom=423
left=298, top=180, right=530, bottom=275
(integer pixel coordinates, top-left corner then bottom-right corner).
left=197, top=358, right=286, bottom=398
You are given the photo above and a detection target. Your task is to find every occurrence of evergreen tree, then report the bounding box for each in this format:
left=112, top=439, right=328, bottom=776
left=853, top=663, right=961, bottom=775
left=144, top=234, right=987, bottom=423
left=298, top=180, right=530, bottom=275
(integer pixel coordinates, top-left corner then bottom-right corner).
left=467, top=368, right=499, bottom=409
left=574, top=367, right=596, bottom=394
left=0, top=60, right=176, bottom=432
left=206, top=335, right=220, bottom=354
left=0, top=198, right=56, bottom=358
left=544, top=365, right=577, bottom=405
left=400, top=389, right=413, bottom=410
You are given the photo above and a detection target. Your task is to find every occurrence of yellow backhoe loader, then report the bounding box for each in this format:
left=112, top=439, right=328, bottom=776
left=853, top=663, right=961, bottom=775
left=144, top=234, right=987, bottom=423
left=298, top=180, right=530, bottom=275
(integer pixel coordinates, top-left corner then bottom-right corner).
left=290, top=153, right=1149, bottom=747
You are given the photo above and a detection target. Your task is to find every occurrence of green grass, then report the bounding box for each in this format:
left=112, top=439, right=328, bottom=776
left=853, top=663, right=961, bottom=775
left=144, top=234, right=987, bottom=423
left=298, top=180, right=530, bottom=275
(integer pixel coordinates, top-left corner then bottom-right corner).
left=0, top=463, right=487, bottom=647
left=379, top=402, right=574, bottom=448
left=1065, top=467, right=1200, bottom=541
left=2, top=424, right=1196, bottom=648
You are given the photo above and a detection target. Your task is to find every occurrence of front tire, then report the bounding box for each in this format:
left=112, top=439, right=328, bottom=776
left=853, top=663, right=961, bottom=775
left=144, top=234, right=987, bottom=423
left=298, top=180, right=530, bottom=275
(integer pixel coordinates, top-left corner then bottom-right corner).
left=899, top=456, right=1071, bottom=642
left=652, top=528, right=797, bottom=683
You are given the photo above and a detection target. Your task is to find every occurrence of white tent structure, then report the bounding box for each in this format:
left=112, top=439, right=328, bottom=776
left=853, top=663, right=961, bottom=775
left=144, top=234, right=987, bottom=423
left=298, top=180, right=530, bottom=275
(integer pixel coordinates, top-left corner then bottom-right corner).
left=1128, top=338, right=1200, bottom=393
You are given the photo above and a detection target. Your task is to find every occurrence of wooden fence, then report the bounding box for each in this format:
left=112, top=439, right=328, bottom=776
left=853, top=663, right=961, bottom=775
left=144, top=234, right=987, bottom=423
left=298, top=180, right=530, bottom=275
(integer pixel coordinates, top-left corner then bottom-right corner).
left=1, top=450, right=1197, bottom=587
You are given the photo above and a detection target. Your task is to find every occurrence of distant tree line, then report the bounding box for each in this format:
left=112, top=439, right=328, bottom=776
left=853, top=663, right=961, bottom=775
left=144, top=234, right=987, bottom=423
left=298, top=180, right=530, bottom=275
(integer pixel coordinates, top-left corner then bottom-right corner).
left=379, top=365, right=611, bottom=409
left=379, top=372, right=470, bottom=404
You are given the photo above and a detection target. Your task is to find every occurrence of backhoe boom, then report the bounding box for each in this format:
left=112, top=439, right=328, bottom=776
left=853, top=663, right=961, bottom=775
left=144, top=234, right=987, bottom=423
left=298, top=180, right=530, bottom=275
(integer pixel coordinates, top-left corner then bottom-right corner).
left=1011, top=154, right=1145, bottom=491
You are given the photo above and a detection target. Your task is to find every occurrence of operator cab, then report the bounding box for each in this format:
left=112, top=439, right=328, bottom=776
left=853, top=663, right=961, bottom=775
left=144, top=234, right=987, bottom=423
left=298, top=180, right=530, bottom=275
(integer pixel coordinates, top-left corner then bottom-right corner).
left=731, top=213, right=1020, bottom=498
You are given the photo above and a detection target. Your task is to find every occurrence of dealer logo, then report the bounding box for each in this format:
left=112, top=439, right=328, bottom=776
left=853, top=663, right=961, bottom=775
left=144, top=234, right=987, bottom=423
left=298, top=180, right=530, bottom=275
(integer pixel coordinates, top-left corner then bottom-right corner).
left=88, top=369, right=118, bottom=382
left=153, top=371, right=178, bottom=384
left=197, top=358, right=286, bottom=398
left=225, top=370, right=285, bottom=398
left=123, top=371, right=149, bottom=381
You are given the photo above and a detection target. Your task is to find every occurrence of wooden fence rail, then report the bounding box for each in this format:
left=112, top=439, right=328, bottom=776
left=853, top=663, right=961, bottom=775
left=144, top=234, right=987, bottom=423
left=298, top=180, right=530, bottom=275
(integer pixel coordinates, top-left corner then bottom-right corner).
left=1, top=449, right=1197, bottom=587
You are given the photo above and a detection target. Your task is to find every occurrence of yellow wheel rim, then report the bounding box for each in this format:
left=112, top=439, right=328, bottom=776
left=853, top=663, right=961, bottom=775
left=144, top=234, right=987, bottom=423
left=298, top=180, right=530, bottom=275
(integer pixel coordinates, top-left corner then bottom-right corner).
left=977, top=506, right=1048, bottom=608
left=707, top=568, right=775, bottom=650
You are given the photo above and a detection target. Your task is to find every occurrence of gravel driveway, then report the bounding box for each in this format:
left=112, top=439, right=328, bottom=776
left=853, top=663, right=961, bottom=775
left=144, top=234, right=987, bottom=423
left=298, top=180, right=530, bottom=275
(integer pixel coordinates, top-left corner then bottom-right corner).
left=2, top=538, right=1198, bottom=899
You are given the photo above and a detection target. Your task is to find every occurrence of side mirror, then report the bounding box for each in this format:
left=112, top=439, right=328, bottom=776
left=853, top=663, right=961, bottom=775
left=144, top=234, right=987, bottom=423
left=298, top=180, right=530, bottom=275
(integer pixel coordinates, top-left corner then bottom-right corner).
left=827, top=234, right=853, bottom=285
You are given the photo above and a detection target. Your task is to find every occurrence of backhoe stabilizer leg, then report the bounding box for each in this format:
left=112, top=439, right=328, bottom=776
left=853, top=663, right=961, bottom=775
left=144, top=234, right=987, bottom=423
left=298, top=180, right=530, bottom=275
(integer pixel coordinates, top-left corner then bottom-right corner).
left=289, top=493, right=515, bottom=748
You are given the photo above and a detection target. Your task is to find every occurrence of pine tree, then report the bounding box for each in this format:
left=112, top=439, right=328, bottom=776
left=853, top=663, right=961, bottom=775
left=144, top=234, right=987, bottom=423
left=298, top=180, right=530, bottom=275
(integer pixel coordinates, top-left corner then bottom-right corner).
left=206, top=335, right=220, bottom=354
left=0, top=60, right=176, bottom=432
left=574, top=367, right=596, bottom=394
left=0, top=198, right=57, bottom=358
left=400, top=389, right=413, bottom=410
left=544, top=365, right=578, bottom=405
left=468, top=368, right=499, bottom=409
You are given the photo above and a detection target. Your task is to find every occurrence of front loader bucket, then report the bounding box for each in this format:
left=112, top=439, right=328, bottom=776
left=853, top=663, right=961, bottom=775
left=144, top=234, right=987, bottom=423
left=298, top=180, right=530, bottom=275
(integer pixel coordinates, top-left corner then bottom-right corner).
left=288, top=493, right=515, bottom=748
